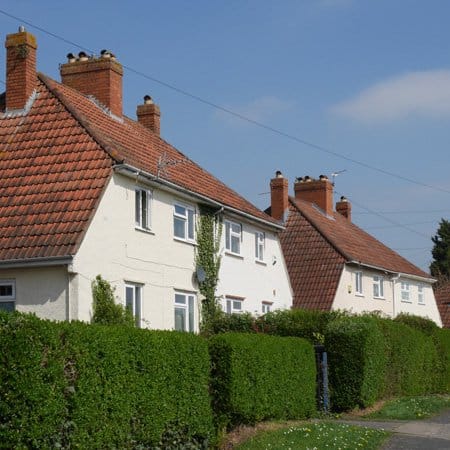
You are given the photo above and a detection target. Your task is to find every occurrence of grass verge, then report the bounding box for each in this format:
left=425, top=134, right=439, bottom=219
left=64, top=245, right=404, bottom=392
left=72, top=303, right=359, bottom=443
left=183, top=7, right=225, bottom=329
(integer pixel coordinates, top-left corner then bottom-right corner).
left=367, top=395, right=450, bottom=420
left=235, top=422, right=389, bottom=450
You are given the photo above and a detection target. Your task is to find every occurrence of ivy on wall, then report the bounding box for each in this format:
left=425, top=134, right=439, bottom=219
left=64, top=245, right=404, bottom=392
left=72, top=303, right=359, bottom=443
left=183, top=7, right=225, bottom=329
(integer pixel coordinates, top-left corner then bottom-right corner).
left=195, top=206, right=223, bottom=334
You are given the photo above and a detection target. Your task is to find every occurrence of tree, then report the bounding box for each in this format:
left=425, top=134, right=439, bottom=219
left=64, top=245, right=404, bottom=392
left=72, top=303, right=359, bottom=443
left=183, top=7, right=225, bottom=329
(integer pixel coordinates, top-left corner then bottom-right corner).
left=430, top=219, right=450, bottom=279
left=91, top=275, right=134, bottom=326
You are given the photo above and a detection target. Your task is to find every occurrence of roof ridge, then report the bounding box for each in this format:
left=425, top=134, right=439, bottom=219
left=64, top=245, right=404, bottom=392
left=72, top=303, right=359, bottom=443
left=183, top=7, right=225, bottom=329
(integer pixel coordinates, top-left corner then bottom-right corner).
left=38, top=73, right=123, bottom=164
left=288, top=196, right=353, bottom=261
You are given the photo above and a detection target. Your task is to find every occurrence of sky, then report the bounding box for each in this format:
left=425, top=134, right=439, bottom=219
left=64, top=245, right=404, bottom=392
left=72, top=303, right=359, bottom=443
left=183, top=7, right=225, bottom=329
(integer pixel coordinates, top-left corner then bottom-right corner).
left=1, top=0, right=449, bottom=272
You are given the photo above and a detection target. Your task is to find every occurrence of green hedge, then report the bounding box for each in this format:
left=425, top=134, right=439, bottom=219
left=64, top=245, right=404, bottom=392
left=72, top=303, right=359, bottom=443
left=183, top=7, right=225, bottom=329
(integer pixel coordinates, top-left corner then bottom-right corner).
left=209, top=332, right=316, bottom=428
left=325, top=316, right=386, bottom=411
left=0, top=312, right=214, bottom=448
left=432, top=328, right=450, bottom=393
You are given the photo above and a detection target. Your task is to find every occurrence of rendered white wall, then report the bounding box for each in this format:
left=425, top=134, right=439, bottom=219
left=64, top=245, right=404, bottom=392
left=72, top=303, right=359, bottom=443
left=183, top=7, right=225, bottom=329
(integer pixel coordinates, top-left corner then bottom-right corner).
left=73, top=173, right=292, bottom=330
left=0, top=266, right=68, bottom=320
left=332, top=265, right=442, bottom=326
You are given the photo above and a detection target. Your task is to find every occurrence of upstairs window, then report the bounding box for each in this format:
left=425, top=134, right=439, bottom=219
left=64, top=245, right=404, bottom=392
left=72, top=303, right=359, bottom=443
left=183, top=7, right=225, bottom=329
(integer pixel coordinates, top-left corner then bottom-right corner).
left=174, top=292, right=195, bottom=332
left=401, top=281, right=410, bottom=302
left=418, top=284, right=425, bottom=304
left=355, top=271, right=363, bottom=295
left=0, top=280, right=15, bottom=313
left=255, top=231, right=265, bottom=262
left=135, top=189, right=151, bottom=230
left=125, top=283, right=142, bottom=328
left=373, top=276, right=384, bottom=298
left=225, top=220, right=242, bottom=255
left=173, top=203, right=195, bottom=242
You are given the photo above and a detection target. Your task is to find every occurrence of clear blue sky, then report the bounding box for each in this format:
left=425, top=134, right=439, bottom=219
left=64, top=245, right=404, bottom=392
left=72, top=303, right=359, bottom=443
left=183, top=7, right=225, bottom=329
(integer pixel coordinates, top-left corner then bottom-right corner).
left=1, top=1, right=449, bottom=272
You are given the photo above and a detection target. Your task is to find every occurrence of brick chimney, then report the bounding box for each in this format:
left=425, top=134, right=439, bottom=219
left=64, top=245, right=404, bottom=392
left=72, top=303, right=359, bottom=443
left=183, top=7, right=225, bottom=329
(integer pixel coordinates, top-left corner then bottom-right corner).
left=294, top=175, right=333, bottom=216
left=270, top=171, right=289, bottom=222
left=336, top=196, right=352, bottom=221
left=137, top=95, right=160, bottom=135
left=60, top=50, right=123, bottom=117
left=5, top=27, right=37, bottom=111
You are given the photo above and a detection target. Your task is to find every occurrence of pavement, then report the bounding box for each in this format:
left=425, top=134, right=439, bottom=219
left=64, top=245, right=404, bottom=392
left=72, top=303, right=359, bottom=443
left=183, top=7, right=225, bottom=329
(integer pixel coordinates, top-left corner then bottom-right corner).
left=338, top=409, right=450, bottom=449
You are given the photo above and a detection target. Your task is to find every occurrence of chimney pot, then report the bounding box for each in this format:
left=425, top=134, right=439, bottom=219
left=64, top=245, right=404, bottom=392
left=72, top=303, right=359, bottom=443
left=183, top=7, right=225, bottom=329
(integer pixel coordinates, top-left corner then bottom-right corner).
left=336, top=196, right=352, bottom=221
left=137, top=95, right=161, bottom=135
left=294, top=174, right=334, bottom=216
left=275, top=170, right=283, bottom=178
left=18, top=25, right=25, bottom=33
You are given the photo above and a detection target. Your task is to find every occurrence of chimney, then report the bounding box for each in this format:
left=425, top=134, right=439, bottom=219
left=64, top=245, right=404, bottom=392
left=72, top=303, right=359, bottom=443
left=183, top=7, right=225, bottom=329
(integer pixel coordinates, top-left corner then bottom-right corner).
left=137, top=95, right=161, bottom=135
left=294, top=174, right=333, bottom=216
left=5, top=26, right=37, bottom=111
left=60, top=49, right=123, bottom=116
left=336, top=196, right=352, bottom=221
left=270, top=170, right=289, bottom=221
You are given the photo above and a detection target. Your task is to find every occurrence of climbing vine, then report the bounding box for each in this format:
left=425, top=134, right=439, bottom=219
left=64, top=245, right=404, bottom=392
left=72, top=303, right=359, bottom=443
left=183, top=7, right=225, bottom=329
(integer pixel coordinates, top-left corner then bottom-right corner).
left=195, top=205, right=223, bottom=334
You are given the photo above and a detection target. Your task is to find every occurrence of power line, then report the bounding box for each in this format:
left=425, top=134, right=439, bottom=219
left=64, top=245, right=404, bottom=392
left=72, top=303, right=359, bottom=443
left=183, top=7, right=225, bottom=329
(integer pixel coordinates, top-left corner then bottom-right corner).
left=365, top=220, right=437, bottom=230
left=1, top=9, right=450, bottom=197
left=354, top=210, right=449, bottom=215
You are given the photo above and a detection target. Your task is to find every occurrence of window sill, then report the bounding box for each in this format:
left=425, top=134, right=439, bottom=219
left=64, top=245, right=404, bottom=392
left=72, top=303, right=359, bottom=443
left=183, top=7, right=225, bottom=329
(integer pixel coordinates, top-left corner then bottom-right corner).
left=401, top=299, right=412, bottom=304
left=418, top=302, right=426, bottom=306
left=355, top=293, right=364, bottom=298
left=255, top=259, right=267, bottom=266
left=225, top=251, right=244, bottom=259
left=173, top=237, right=197, bottom=246
left=135, top=226, right=155, bottom=235
left=373, top=296, right=385, bottom=300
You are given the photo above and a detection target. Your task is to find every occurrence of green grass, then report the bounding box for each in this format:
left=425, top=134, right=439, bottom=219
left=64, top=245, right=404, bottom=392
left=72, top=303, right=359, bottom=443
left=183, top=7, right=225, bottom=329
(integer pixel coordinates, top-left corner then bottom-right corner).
left=236, top=422, right=389, bottom=450
left=368, top=395, right=450, bottom=420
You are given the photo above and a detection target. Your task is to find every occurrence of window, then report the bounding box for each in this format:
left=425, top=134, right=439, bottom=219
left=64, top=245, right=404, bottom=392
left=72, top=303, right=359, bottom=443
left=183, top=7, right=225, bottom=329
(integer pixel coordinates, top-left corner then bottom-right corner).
left=262, top=302, right=272, bottom=314
left=418, top=284, right=425, bottom=304
left=225, top=297, right=243, bottom=314
left=135, top=189, right=151, bottom=230
left=401, top=281, right=410, bottom=302
left=355, top=271, right=363, bottom=295
left=0, top=280, right=15, bottom=312
left=125, top=283, right=142, bottom=327
left=173, top=203, right=195, bottom=242
left=225, top=220, right=242, bottom=255
left=174, top=292, right=195, bottom=332
left=255, top=231, right=265, bottom=261
left=373, top=276, right=384, bottom=298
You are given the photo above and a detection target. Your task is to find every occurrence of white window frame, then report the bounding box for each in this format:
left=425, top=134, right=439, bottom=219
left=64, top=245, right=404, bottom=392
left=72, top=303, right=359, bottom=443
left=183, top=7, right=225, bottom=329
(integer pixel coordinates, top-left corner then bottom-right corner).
left=173, top=203, right=196, bottom=243
left=255, top=231, right=265, bottom=262
left=125, top=282, right=142, bottom=328
left=225, top=297, right=243, bottom=314
left=418, top=284, right=425, bottom=304
left=225, top=220, right=242, bottom=256
left=401, top=281, right=411, bottom=302
left=373, top=275, right=384, bottom=299
left=355, top=271, right=363, bottom=296
left=0, top=279, right=15, bottom=312
left=174, top=291, right=196, bottom=332
left=262, top=301, right=272, bottom=314
left=135, top=189, right=152, bottom=231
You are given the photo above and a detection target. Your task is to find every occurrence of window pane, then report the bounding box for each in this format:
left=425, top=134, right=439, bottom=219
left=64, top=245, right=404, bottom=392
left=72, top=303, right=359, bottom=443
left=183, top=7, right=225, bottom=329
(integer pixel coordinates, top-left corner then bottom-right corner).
left=373, top=284, right=379, bottom=297
left=225, top=222, right=230, bottom=249
left=231, top=236, right=240, bottom=254
left=231, top=223, right=241, bottom=233
left=135, top=287, right=141, bottom=327
left=226, top=299, right=231, bottom=314
left=175, top=204, right=186, bottom=216
left=175, top=307, right=186, bottom=331
left=125, top=286, right=134, bottom=311
left=379, top=279, right=384, bottom=297
left=135, top=190, right=140, bottom=226
left=255, top=233, right=259, bottom=258
left=0, top=302, right=15, bottom=312
left=188, top=296, right=194, bottom=332
left=0, top=285, right=13, bottom=297
left=188, top=209, right=195, bottom=240
left=141, top=191, right=148, bottom=229
left=175, top=294, right=186, bottom=305
left=174, top=217, right=186, bottom=238
left=233, top=300, right=242, bottom=311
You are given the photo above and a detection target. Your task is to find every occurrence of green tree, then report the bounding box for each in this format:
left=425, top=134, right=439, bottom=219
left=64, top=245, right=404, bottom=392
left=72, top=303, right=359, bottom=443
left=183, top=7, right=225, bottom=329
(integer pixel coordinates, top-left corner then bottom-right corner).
left=91, top=275, right=134, bottom=326
left=430, top=219, right=450, bottom=279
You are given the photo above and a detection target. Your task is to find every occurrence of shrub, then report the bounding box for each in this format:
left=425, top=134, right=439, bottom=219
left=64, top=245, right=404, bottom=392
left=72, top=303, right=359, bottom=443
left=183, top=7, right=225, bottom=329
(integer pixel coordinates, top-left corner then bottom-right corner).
left=324, top=316, right=386, bottom=411
left=432, top=328, right=450, bottom=393
left=0, top=313, right=214, bottom=448
left=208, top=311, right=255, bottom=335
left=91, top=274, right=134, bottom=326
left=209, top=332, right=316, bottom=429
left=394, top=313, right=438, bottom=336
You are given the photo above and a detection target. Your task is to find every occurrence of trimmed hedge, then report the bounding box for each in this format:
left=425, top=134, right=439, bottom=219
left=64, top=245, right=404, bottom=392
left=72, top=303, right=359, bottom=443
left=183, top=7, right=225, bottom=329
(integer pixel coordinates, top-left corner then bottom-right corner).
left=325, top=316, right=386, bottom=411
left=0, top=312, right=214, bottom=448
left=209, top=332, right=316, bottom=428
left=432, top=328, right=450, bottom=393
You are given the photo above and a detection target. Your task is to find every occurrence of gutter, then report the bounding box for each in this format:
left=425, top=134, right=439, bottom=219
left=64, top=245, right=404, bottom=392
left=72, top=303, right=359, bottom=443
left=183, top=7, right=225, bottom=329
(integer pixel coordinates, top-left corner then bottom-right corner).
left=114, top=163, right=285, bottom=231
left=0, top=256, right=73, bottom=270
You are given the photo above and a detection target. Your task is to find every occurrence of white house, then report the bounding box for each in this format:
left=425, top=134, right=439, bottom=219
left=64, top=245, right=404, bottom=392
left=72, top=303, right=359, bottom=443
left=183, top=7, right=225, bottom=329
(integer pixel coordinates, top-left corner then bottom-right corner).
left=269, top=172, right=442, bottom=326
left=0, top=28, right=292, bottom=331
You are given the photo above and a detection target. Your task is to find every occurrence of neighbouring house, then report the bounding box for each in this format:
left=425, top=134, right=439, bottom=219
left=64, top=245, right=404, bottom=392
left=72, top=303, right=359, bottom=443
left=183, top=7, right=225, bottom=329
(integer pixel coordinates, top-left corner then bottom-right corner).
left=0, top=28, right=292, bottom=330
left=434, top=282, right=450, bottom=328
left=268, top=171, right=443, bottom=326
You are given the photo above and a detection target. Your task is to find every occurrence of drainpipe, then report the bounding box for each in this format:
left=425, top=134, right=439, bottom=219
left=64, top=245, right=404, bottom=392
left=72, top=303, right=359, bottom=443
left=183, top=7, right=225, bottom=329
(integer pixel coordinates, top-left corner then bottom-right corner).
left=391, top=273, right=400, bottom=318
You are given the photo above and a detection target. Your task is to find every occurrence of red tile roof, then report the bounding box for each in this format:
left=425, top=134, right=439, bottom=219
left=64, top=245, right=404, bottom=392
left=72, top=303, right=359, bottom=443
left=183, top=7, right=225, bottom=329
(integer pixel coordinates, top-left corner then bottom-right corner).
left=0, top=74, right=277, bottom=263
left=281, top=197, right=432, bottom=310
left=434, top=282, right=450, bottom=328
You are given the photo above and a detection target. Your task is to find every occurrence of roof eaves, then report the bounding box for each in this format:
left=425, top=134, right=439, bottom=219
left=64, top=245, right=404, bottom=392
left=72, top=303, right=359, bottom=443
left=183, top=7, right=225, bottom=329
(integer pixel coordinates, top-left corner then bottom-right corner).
left=0, top=256, right=73, bottom=269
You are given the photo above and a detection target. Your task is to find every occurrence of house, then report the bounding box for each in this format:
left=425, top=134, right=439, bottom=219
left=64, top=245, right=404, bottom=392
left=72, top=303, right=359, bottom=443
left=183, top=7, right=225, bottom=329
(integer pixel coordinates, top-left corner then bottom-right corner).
left=434, top=282, right=450, bottom=328
left=268, top=171, right=443, bottom=326
left=0, top=28, right=293, bottom=330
